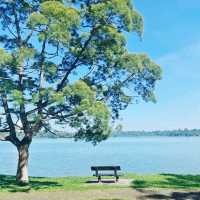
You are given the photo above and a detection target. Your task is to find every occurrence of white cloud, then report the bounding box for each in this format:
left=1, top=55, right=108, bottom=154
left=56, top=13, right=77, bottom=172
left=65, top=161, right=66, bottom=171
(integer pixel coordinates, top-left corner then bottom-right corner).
left=157, top=41, right=200, bottom=81
left=121, top=41, right=200, bottom=131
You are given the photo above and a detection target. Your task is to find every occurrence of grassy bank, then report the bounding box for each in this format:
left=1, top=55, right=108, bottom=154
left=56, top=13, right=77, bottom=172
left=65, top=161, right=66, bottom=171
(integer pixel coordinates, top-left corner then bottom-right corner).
left=1, top=174, right=200, bottom=193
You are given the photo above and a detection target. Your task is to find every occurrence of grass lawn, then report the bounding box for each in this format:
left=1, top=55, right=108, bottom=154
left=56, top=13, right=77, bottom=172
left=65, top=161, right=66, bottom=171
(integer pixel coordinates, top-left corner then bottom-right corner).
left=1, top=173, right=200, bottom=193
left=0, top=175, right=128, bottom=193
left=126, top=173, right=200, bottom=189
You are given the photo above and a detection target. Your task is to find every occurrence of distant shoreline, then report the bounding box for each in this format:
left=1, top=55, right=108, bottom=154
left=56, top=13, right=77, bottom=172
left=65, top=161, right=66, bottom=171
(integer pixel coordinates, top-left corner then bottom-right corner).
left=113, top=129, right=200, bottom=137
left=35, top=129, right=200, bottom=138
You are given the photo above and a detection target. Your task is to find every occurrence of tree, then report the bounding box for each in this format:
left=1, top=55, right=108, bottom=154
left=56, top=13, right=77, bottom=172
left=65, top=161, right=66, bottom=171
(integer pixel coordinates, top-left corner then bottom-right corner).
left=0, top=0, right=162, bottom=184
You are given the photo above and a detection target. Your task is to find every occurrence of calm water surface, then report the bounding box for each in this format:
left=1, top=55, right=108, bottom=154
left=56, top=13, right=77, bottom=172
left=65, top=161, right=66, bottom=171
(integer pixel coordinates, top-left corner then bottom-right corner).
left=1, top=137, right=200, bottom=177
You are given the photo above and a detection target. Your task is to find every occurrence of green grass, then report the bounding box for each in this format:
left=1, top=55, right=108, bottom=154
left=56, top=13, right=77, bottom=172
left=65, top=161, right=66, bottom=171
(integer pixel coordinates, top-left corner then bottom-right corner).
left=0, top=175, right=126, bottom=193
left=1, top=173, right=200, bottom=193
left=125, top=173, right=200, bottom=190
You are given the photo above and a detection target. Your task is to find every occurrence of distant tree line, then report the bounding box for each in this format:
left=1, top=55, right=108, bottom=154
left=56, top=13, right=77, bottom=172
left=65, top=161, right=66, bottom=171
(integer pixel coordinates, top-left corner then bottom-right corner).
left=113, top=129, right=200, bottom=137
left=2, top=128, right=198, bottom=139
left=34, top=128, right=200, bottom=138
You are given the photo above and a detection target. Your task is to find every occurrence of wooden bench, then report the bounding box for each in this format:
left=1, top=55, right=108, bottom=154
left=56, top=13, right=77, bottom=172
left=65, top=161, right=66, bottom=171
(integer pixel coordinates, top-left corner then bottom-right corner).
left=91, top=166, right=121, bottom=182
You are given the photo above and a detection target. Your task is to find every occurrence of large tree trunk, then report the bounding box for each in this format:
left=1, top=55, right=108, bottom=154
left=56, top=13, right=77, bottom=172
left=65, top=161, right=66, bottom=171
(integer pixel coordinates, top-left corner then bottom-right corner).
left=16, top=144, right=30, bottom=184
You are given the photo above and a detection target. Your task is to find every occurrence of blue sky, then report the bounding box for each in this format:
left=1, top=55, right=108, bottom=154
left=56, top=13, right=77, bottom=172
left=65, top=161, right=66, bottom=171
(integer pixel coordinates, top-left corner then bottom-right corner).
left=121, top=0, right=200, bottom=131
left=1, top=1, right=199, bottom=132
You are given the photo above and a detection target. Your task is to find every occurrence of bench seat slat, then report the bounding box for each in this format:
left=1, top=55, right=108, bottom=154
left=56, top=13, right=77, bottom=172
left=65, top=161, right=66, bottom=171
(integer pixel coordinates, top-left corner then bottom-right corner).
left=91, top=166, right=121, bottom=171
left=93, top=173, right=120, bottom=177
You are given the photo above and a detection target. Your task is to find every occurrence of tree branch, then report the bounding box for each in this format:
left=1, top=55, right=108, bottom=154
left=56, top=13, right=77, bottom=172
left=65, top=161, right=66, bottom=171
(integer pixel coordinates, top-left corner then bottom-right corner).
left=0, top=135, right=10, bottom=141
left=2, top=15, right=17, bottom=38
left=0, top=91, right=16, bottom=136
left=56, top=26, right=98, bottom=91
left=26, top=26, right=99, bottom=116
left=0, top=128, right=10, bottom=133
left=12, top=2, right=22, bottom=46
left=43, top=125, right=58, bottom=136
left=31, top=36, right=48, bottom=133
left=0, top=91, right=21, bottom=146
left=11, top=1, right=32, bottom=139
left=24, top=30, right=34, bottom=44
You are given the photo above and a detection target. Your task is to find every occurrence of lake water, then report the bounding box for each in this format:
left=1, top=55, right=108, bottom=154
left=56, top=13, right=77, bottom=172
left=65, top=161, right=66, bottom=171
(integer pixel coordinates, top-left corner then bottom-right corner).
left=1, top=137, right=200, bottom=177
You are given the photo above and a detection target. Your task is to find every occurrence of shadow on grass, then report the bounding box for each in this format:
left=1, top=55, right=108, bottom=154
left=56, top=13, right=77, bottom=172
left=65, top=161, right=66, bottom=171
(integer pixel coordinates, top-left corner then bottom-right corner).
left=0, top=175, right=62, bottom=193
left=86, top=180, right=116, bottom=184
left=137, top=189, right=200, bottom=199
left=131, top=174, right=200, bottom=199
left=96, top=199, right=124, bottom=200
left=132, top=174, right=200, bottom=189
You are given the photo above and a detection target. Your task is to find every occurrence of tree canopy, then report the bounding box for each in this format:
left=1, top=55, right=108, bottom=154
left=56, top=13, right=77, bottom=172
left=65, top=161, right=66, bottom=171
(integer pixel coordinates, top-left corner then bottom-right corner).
left=0, top=0, right=161, bottom=144
left=0, top=0, right=162, bottom=183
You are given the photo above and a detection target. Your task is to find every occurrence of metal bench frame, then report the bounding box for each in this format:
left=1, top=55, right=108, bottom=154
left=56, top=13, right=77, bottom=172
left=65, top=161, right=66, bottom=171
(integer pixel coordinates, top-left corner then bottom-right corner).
left=91, top=166, right=121, bottom=182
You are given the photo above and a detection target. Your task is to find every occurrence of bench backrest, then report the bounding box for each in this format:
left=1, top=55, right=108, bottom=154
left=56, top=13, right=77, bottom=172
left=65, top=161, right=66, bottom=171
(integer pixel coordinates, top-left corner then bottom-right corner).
left=91, top=166, right=121, bottom=171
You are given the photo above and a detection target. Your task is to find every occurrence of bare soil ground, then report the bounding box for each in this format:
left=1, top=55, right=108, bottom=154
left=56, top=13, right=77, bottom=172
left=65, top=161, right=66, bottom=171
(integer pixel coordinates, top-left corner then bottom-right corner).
left=1, top=188, right=200, bottom=200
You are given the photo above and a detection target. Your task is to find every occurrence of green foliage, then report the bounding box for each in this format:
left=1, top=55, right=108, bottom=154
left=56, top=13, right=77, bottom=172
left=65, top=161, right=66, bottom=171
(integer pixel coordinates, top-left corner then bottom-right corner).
left=64, top=80, right=96, bottom=101
left=0, top=0, right=161, bottom=144
left=14, top=47, right=35, bottom=65
left=28, top=1, right=80, bottom=44
left=63, top=81, right=111, bottom=144
left=0, top=49, right=12, bottom=66
left=28, top=13, right=48, bottom=28
left=11, top=90, right=24, bottom=105
left=86, top=0, right=143, bottom=34
left=51, top=92, right=65, bottom=104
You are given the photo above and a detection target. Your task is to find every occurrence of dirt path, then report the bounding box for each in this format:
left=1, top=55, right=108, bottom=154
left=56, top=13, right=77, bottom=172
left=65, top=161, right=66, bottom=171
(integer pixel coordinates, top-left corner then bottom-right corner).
left=1, top=188, right=200, bottom=200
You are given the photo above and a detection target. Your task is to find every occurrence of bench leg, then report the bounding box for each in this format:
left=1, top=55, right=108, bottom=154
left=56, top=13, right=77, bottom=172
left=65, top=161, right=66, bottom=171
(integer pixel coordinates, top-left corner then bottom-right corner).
left=98, top=176, right=101, bottom=183
left=116, top=176, right=119, bottom=182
